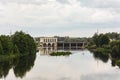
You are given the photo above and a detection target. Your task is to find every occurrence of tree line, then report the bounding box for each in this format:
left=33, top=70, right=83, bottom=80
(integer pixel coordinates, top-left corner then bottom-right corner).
left=0, top=31, right=36, bottom=57
left=88, top=32, right=120, bottom=67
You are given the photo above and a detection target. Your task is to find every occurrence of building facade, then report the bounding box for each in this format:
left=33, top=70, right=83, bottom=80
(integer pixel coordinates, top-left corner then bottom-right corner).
left=40, top=37, right=57, bottom=49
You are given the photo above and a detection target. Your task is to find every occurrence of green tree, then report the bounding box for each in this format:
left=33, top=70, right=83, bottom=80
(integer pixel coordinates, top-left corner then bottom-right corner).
left=12, top=31, right=36, bottom=55
left=0, top=41, right=3, bottom=54
left=12, top=45, right=20, bottom=55
left=0, top=35, right=13, bottom=55
left=105, top=32, right=120, bottom=40
left=92, top=34, right=110, bottom=47
left=25, top=34, right=36, bottom=55
left=93, top=33, right=99, bottom=47
left=99, top=34, right=110, bottom=47
left=110, top=41, right=120, bottom=58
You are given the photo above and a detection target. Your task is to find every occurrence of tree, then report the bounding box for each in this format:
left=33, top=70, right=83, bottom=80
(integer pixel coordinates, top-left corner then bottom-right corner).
left=99, top=34, right=110, bottom=47
left=105, top=32, right=120, bottom=40
left=110, top=41, right=120, bottom=58
left=92, top=34, right=110, bottom=47
left=12, top=31, right=36, bottom=55
left=0, top=35, right=13, bottom=55
left=0, top=41, right=3, bottom=54
left=93, top=33, right=99, bottom=47
left=12, top=45, right=20, bottom=55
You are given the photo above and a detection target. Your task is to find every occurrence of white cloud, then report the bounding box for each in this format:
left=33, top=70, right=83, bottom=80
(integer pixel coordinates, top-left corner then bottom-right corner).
left=80, top=0, right=120, bottom=8
left=0, top=0, right=118, bottom=25
left=0, top=0, right=119, bottom=36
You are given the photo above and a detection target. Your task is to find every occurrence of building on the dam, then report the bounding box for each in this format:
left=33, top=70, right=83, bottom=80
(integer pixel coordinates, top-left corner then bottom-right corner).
left=39, top=37, right=57, bottom=49
left=35, top=37, right=88, bottom=50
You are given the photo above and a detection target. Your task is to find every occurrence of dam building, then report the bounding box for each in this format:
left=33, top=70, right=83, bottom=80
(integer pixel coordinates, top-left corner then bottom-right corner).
left=39, top=37, right=87, bottom=50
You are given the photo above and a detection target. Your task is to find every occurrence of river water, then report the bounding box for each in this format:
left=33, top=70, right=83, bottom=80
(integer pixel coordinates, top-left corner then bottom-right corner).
left=1, top=50, right=120, bottom=80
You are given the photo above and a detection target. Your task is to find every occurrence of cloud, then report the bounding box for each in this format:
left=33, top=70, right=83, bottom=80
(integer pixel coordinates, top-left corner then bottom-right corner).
left=0, top=0, right=119, bottom=37
left=0, top=0, right=118, bottom=25
left=80, top=0, right=120, bottom=8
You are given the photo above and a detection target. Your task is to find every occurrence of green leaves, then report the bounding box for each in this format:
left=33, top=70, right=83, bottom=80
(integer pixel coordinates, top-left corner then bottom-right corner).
left=0, top=31, right=36, bottom=56
left=110, top=41, right=120, bottom=58
left=0, top=35, right=13, bottom=55
left=0, top=41, right=3, bottom=54
left=93, top=34, right=110, bottom=47
left=12, top=31, right=36, bottom=55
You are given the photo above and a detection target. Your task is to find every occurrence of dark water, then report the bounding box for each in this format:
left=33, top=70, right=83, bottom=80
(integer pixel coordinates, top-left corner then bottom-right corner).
left=0, top=50, right=120, bottom=80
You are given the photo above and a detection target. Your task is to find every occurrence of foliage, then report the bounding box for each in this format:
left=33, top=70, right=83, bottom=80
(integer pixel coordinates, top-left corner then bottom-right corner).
left=93, top=33, right=99, bottom=47
left=99, top=34, right=110, bottom=47
left=94, top=48, right=110, bottom=54
left=12, top=31, right=36, bottom=55
left=0, top=41, right=3, bottom=54
left=110, top=40, right=120, bottom=58
left=105, top=32, right=120, bottom=40
left=50, top=52, right=72, bottom=56
left=92, top=33, right=110, bottom=47
left=12, top=45, right=20, bottom=55
left=0, top=35, right=13, bottom=55
left=0, top=31, right=36, bottom=57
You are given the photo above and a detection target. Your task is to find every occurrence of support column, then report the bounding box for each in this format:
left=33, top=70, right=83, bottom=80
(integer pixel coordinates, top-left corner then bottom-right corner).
left=76, top=43, right=77, bottom=49
left=83, top=42, right=85, bottom=49
left=63, top=43, right=64, bottom=49
left=69, top=43, right=71, bottom=50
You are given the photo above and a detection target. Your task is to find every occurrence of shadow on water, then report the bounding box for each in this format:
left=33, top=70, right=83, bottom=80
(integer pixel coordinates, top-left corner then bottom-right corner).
left=0, top=54, right=36, bottom=79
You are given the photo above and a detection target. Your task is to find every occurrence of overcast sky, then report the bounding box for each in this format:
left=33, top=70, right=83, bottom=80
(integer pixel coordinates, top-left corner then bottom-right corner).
left=0, top=0, right=120, bottom=37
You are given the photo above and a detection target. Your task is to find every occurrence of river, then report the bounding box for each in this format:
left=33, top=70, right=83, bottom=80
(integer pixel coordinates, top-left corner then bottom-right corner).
left=0, top=49, right=120, bottom=80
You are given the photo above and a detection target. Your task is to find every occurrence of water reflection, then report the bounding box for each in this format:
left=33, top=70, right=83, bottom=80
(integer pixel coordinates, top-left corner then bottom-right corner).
left=40, top=48, right=57, bottom=55
left=0, top=61, right=12, bottom=78
left=92, top=52, right=109, bottom=63
left=91, top=50, right=120, bottom=68
left=39, top=47, right=84, bottom=55
left=0, top=54, right=36, bottom=79
left=1, top=50, right=120, bottom=80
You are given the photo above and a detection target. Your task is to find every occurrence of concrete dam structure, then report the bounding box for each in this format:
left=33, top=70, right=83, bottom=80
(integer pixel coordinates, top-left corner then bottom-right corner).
left=38, top=37, right=87, bottom=50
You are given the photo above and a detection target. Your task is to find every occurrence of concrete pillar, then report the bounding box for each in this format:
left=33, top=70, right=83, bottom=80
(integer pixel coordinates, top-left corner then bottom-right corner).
left=63, top=43, right=64, bottom=49
left=76, top=43, right=77, bottom=49
left=82, top=42, right=85, bottom=49
left=69, top=43, right=71, bottom=50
